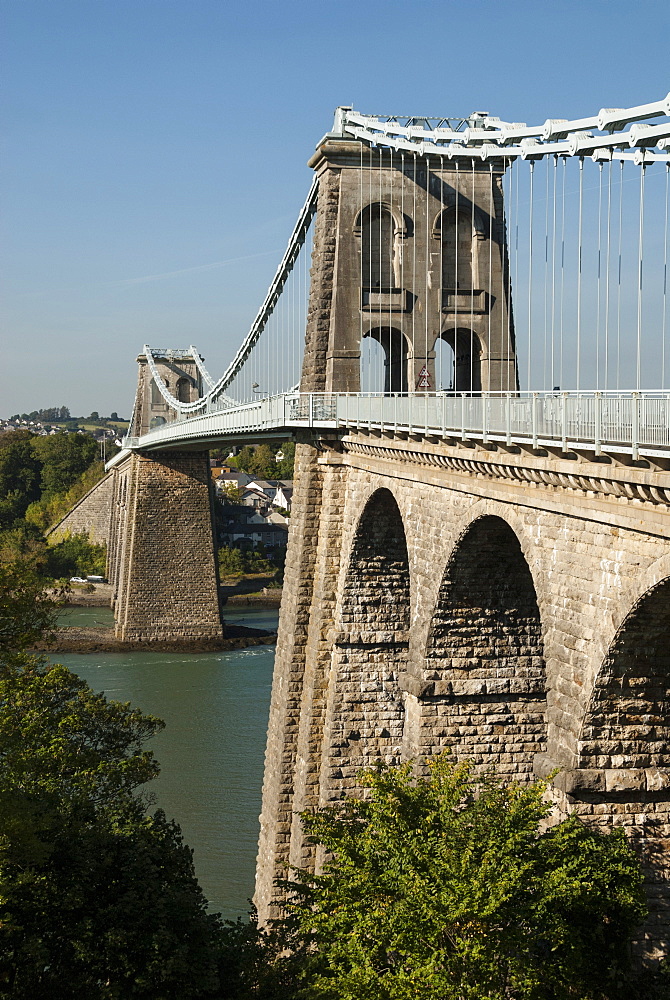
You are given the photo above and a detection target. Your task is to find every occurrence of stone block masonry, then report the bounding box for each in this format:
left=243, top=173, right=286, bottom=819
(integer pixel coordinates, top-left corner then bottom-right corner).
left=256, top=427, right=670, bottom=958
left=110, top=450, right=223, bottom=643
left=47, top=471, right=115, bottom=545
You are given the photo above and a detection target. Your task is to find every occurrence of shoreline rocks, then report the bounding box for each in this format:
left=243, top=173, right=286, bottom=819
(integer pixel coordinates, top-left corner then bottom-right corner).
left=32, top=624, right=277, bottom=655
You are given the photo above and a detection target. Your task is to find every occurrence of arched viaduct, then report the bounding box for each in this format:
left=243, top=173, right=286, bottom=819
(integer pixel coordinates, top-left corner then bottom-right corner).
left=256, top=428, right=670, bottom=956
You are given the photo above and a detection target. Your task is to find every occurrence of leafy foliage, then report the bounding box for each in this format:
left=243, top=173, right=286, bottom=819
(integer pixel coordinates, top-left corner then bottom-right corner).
left=44, top=532, right=107, bottom=580
left=0, top=433, right=42, bottom=530
left=218, top=545, right=278, bottom=578
left=25, top=457, right=105, bottom=533
left=0, top=561, right=59, bottom=661
left=0, top=561, right=224, bottom=997
left=230, top=442, right=294, bottom=480
left=280, top=757, right=648, bottom=1000
left=31, top=432, right=99, bottom=500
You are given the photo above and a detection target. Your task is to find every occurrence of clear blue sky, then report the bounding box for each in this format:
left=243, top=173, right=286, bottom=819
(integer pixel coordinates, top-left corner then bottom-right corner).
left=2, top=0, right=668, bottom=417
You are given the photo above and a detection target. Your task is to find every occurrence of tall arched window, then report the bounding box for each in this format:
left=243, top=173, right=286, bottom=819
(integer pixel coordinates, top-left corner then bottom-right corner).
left=361, top=204, right=395, bottom=290
left=176, top=377, right=191, bottom=403
left=151, top=378, right=168, bottom=405
left=440, top=208, right=473, bottom=290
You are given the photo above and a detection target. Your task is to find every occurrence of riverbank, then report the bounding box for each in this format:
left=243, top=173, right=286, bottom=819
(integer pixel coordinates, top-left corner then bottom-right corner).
left=41, top=580, right=282, bottom=651
left=56, top=582, right=284, bottom=609
left=33, top=623, right=277, bottom=654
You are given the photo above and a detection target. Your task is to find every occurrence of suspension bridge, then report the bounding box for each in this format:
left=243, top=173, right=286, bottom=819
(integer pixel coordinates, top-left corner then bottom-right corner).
left=58, top=94, right=670, bottom=956
left=118, top=93, right=670, bottom=460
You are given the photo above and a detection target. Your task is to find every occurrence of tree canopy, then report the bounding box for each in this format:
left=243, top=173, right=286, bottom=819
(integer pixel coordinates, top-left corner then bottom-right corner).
left=275, top=758, right=650, bottom=1000
left=0, top=561, right=224, bottom=998
left=0, top=430, right=107, bottom=580
left=231, top=442, right=294, bottom=480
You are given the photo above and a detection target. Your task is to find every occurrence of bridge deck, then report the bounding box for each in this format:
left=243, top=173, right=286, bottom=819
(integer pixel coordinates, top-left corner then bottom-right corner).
left=114, top=391, right=670, bottom=463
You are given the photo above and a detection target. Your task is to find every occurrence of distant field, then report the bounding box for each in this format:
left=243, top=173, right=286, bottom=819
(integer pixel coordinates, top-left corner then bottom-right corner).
left=48, top=420, right=129, bottom=432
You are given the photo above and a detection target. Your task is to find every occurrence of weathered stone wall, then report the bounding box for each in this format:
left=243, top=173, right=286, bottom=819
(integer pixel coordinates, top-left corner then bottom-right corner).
left=320, top=488, right=409, bottom=800
left=300, top=166, right=340, bottom=392
left=110, top=450, right=223, bottom=642
left=46, top=472, right=115, bottom=546
left=419, top=514, right=546, bottom=778
left=256, top=428, right=670, bottom=955
left=304, top=139, right=517, bottom=394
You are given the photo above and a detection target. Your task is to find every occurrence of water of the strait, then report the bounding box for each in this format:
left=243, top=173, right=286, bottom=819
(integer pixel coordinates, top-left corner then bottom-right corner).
left=54, top=604, right=278, bottom=919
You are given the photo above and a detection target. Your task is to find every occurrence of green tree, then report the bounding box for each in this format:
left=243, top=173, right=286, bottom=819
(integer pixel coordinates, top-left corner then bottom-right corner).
left=232, top=446, right=256, bottom=473
left=281, top=756, right=647, bottom=1000
left=0, top=432, right=42, bottom=529
left=31, top=432, right=98, bottom=499
left=231, top=445, right=281, bottom=480
left=0, top=561, right=224, bottom=998
left=249, top=444, right=280, bottom=480
left=220, top=481, right=244, bottom=505
left=218, top=546, right=246, bottom=577
left=44, top=532, right=107, bottom=580
left=277, top=441, right=295, bottom=480
left=25, top=458, right=105, bottom=533
left=0, top=561, right=58, bottom=661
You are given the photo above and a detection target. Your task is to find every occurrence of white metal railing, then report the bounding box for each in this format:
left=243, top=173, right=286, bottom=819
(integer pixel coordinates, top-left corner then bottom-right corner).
left=124, top=391, right=670, bottom=460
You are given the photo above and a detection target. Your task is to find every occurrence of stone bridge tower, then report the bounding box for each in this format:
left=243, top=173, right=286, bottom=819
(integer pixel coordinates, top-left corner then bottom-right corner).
left=301, top=126, right=518, bottom=395
left=131, top=348, right=204, bottom=437
left=106, top=349, right=223, bottom=643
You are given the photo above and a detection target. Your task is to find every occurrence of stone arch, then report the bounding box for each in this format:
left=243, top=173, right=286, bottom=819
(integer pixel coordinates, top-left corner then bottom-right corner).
left=358, top=203, right=401, bottom=290
left=437, top=327, right=482, bottom=392
left=575, top=577, right=670, bottom=954
left=321, top=487, right=410, bottom=799
left=150, top=378, right=167, bottom=405
left=421, top=514, right=546, bottom=777
left=362, top=326, right=409, bottom=394
left=576, top=550, right=670, bottom=733
left=176, top=376, right=192, bottom=403
left=436, top=206, right=476, bottom=290
left=579, top=578, right=670, bottom=772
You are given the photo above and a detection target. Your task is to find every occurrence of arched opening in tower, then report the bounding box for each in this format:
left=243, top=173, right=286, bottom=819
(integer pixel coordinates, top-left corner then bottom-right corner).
left=362, top=327, right=408, bottom=394
left=424, top=515, right=546, bottom=777
left=150, top=378, right=167, bottom=405
left=176, top=376, right=191, bottom=403
left=433, top=337, right=456, bottom=392
left=360, top=204, right=397, bottom=291
left=321, top=488, right=410, bottom=799
left=437, top=329, right=482, bottom=393
left=439, top=207, right=474, bottom=290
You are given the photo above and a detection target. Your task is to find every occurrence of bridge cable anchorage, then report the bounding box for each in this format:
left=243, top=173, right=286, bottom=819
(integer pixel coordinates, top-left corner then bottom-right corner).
left=340, top=95, right=670, bottom=162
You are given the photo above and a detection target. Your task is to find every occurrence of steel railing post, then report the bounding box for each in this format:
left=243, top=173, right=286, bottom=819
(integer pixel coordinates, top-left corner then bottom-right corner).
left=482, top=391, right=488, bottom=444
left=309, top=393, right=314, bottom=428
left=532, top=392, right=538, bottom=450
left=461, top=393, right=466, bottom=441
left=632, top=391, right=640, bottom=460
left=594, top=391, right=602, bottom=455
left=505, top=392, right=512, bottom=445
left=561, top=392, right=568, bottom=452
